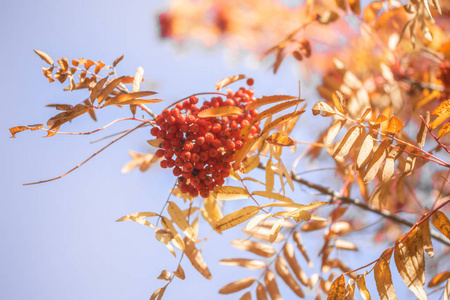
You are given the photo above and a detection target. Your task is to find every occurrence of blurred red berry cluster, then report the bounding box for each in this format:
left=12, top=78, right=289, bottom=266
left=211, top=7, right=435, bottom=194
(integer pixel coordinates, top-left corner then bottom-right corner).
left=151, top=84, right=261, bottom=198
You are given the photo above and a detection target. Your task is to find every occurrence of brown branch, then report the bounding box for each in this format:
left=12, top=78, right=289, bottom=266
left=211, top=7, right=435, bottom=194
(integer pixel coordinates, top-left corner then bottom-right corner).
left=257, top=163, right=450, bottom=246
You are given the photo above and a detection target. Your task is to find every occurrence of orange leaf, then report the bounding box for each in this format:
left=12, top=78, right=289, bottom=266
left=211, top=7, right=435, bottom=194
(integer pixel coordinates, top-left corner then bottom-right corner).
left=219, top=258, right=266, bottom=269
left=328, top=274, right=346, bottom=300
left=428, top=271, right=450, bottom=287
left=214, top=206, right=260, bottom=231
left=33, top=49, right=54, bottom=65
left=245, top=95, right=298, bottom=110
left=266, top=132, right=294, bottom=147
left=198, top=106, right=243, bottom=118
left=9, top=124, right=43, bottom=138
left=219, top=277, right=256, bottom=294
left=215, top=74, right=246, bottom=90
left=432, top=210, right=450, bottom=240
left=183, top=237, right=212, bottom=280
left=386, top=116, right=403, bottom=135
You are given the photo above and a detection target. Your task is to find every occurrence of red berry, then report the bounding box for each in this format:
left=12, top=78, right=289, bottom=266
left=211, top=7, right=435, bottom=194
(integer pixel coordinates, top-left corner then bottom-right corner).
left=196, top=136, right=205, bottom=145
left=183, top=141, right=194, bottom=151
left=225, top=140, right=235, bottom=150
left=150, top=127, right=159, bottom=136
left=200, top=190, right=209, bottom=198
left=173, top=167, right=182, bottom=176
left=205, top=132, right=214, bottom=143
left=160, top=160, right=168, bottom=168
left=191, top=153, right=200, bottom=163
left=246, top=78, right=254, bottom=86
left=181, top=151, right=191, bottom=161
left=166, top=159, right=175, bottom=168
left=189, top=96, right=199, bottom=104
left=183, top=162, right=194, bottom=172
left=155, top=149, right=164, bottom=158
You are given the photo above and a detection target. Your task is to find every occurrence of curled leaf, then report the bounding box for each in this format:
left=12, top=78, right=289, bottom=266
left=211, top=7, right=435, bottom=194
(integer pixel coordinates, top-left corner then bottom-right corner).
left=215, top=74, right=246, bottom=90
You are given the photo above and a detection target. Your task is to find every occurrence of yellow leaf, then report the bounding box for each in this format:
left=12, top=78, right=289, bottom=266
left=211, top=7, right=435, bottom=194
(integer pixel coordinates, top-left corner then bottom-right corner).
left=428, top=271, right=450, bottom=287
left=213, top=186, right=250, bottom=200
left=283, top=242, right=309, bottom=286
left=429, top=99, right=450, bottom=129
left=245, top=95, right=298, bottom=110
left=198, top=106, right=243, bottom=118
left=356, top=272, right=371, bottom=300
left=439, top=123, right=450, bottom=138
left=103, top=91, right=158, bottom=106
left=231, top=239, right=276, bottom=258
left=363, top=1, right=383, bottom=22
left=155, top=228, right=174, bottom=245
left=246, top=213, right=272, bottom=231
left=265, top=270, right=282, bottom=300
left=328, top=274, right=346, bottom=300
left=386, top=116, right=403, bottom=135
left=311, top=101, right=336, bottom=117
left=33, top=49, right=54, bottom=65
left=394, top=228, right=427, bottom=300
left=110, top=98, right=163, bottom=106
left=240, top=155, right=260, bottom=174
left=173, top=265, right=185, bottom=280
left=356, top=133, right=374, bottom=169
left=219, top=258, right=266, bottom=269
left=265, top=159, right=274, bottom=192
left=252, top=191, right=292, bottom=202
left=261, top=110, right=305, bottom=135
left=214, top=206, right=260, bottom=231
left=332, top=91, right=347, bottom=115
left=219, top=277, right=256, bottom=294
left=275, top=256, right=305, bottom=297
left=333, top=126, right=363, bottom=158
left=215, top=74, right=246, bottom=90
left=167, top=201, right=195, bottom=240
left=254, top=99, right=304, bottom=123
left=183, top=236, right=212, bottom=279
left=432, top=211, right=450, bottom=240
left=266, top=132, right=294, bottom=147
left=233, top=136, right=260, bottom=169
left=161, top=216, right=185, bottom=251
left=374, top=249, right=397, bottom=300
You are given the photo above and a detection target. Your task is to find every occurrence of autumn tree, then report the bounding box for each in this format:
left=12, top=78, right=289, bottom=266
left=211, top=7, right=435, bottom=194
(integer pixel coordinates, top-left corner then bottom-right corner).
left=10, top=0, right=450, bottom=299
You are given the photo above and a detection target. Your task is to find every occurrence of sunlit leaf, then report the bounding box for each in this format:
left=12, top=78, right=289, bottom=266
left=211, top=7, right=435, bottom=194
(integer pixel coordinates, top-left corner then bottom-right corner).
left=157, top=270, right=171, bottom=281
left=266, top=132, right=294, bottom=147
left=429, top=99, right=450, bottom=129
left=356, top=272, right=371, bottom=300
left=275, top=256, right=304, bottom=297
left=283, top=242, right=309, bottom=286
left=312, top=101, right=336, bottom=117
left=261, top=110, right=305, bottom=135
left=252, top=191, right=292, bottom=202
left=386, top=116, right=403, bottom=135
left=215, top=74, right=246, bottom=90
left=246, top=213, right=272, bottom=231
left=213, top=186, right=250, bottom=200
left=374, top=249, right=397, bottom=300
left=183, top=237, right=212, bottom=280
left=231, top=239, right=275, bottom=257
left=265, top=270, right=282, bottom=300
left=33, top=49, right=54, bottom=65
left=167, top=201, right=195, bottom=240
left=333, top=126, right=363, bottom=158
left=214, top=206, right=260, bottom=231
left=256, top=283, right=268, bottom=300
left=328, top=274, right=346, bottom=300
left=246, top=95, right=298, bottom=110
left=432, top=210, right=450, bottom=240
left=220, top=258, right=266, bottom=269
left=219, top=277, right=256, bottom=294
left=9, top=124, right=43, bottom=138
left=428, top=271, right=450, bottom=287
left=173, top=264, right=185, bottom=280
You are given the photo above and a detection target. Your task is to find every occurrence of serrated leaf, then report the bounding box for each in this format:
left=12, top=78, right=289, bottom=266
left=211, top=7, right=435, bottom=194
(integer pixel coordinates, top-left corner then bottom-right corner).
left=275, top=256, right=305, bottom=297
left=167, top=201, right=195, bottom=240
left=428, top=271, right=450, bottom=287
left=356, top=272, right=371, bottom=300
left=215, top=74, right=246, bottom=90
left=432, top=211, right=450, bottom=240
left=219, top=277, right=256, bottom=294
left=312, top=101, right=336, bottom=116
left=214, top=206, right=260, bottom=231
left=220, top=258, right=266, bottom=269
left=265, top=270, right=282, bottom=300
left=246, top=95, right=298, bottom=110
left=394, top=229, right=427, bottom=300
left=333, top=126, right=363, bottom=158
left=33, top=49, right=54, bottom=65
left=374, top=249, right=396, bottom=300
left=246, top=213, right=272, bottom=231
left=213, top=186, right=250, bottom=200
left=328, top=274, right=346, bottom=300
left=183, top=237, right=212, bottom=280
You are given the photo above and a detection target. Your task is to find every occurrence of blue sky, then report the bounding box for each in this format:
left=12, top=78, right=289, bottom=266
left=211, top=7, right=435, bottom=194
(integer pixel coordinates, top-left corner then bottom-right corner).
left=1, top=0, right=434, bottom=299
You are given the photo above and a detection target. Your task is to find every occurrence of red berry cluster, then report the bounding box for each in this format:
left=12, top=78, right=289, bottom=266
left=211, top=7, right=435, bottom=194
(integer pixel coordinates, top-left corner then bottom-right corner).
left=151, top=85, right=260, bottom=198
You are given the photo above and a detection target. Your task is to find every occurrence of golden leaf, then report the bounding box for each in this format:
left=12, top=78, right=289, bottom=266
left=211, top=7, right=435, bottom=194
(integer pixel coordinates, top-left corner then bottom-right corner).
left=439, top=123, right=450, bottom=138
left=328, top=274, right=346, bottom=300
left=381, top=147, right=403, bottom=182
left=363, top=140, right=391, bottom=183
left=327, top=119, right=347, bottom=144
left=243, top=226, right=285, bottom=243
left=275, top=256, right=304, bottom=297
left=374, top=249, right=397, bottom=300
left=33, top=49, right=54, bottom=65
left=183, top=236, right=212, bottom=279
left=155, top=228, right=174, bottom=245
left=363, top=1, right=383, bottom=22
left=429, top=99, right=450, bottom=129
left=261, top=110, right=305, bottom=135
left=348, top=0, right=361, bottom=14
left=46, top=104, right=93, bottom=131
left=167, top=201, right=195, bottom=240
left=394, top=229, right=427, bottom=300
left=173, top=265, right=185, bottom=280
left=103, top=91, right=158, bottom=106
left=116, top=212, right=158, bottom=222
left=246, top=95, right=298, bottom=110
left=265, top=159, right=274, bottom=192
left=246, top=213, right=272, bottom=231
left=419, top=218, right=434, bottom=258
left=265, top=270, right=282, bottom=300
left=252, top=191, right=292, bottom=202
left=335, top=240, right=358, bottom=251
left=9, top=124, right=44, bottom=138
left=254, top=99, right=304, bottom=123
left=157, top=270, right=171, bottom=281
left=231, top=239, right=276, bottom=258
left=220, top=258, right=266, bottom=269
left=110, top=98, right=163, bottom=106
left=269, top=218, right=284, bottom=243
left=233, top=136, right=260, bottom=169
left=240, top=155, right=260, bottom=174
left=219, top=277, right=256, bottom=294
left=333, top=126, right=363, bottom=158
left=213, top=186, right=250, bottom=200
left=149, top=287, right=166, bottom=300
left=432, top=211, right=450, bottom=240
left=256, top=283, right=268, bottom=300
left=215, top=74, right=246, bottom=90
left=283, top=242, right=309, bottom=286
left=97, top=76, right=125, bottom=105
left=356, top=272, right=371, bottom=300
left=312, top=101, right=336, bottom=117
left=198, top=106, right=243, bottom=118
left=214, top=206, right=260, bottom=231
left=112, top=54, right=124, bottom=67
left=301, top=220, right=329, bottom=231
left=161, top=216, right=185, bottom=251
left=266, top=132, right=294, bottom=147
left=428, top=271, right=450, bottom=287
left=293, top=232, right=313, bottom=268
left=332, top=91, right=347, bottom=115
left=386, top=116, right=403, bottom=135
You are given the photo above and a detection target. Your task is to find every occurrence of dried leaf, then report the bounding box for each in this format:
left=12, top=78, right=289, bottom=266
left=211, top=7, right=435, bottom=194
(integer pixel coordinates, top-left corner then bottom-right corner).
left=243, top=227, right=285, bottom=243
left=356, top=272, right=371, bottom=300
left=363, top=1, right=383, bottom=22
left=46, top=104, right=93, bottom=131
left=167, top=201, right=195, bottom=240
left=328, top=274, right=346, bottom=300
left=428, top=271, right=450, bottom=287
left=266, top=132, right=294, bottom=147
left=381, top=147, right=403, bottom=182
left=219, top=277, right=256, bottom=294
left=254, top=99, right=304, bottom=123
left=215, top=74, right=246, bottom=90
left=252, top=191, right=292, bottom=202
left=220, top=258, right=266, bottom=269
left=348, top=0, right=361, bottom=14
left=439, top=123, right=450, bottom=138
left=386, top=116, right=403, bottom=135
left=147, top=138, right=164, bottom=148
left=214, top=206, right=260, bottom=231
left=240, top=155, right=260, bottom=174
left=150, top=287, right=166, bottom=300
left=312, top=101, right=336, bottom=117
left=233, top=136, right=260, bottom=169
left=256, top=283, right=268, bottom=300
left=116, top=212, right=158, bottom=222
left=231, top=239, right=276, bottom=257
left=429, top=99, right=450, bottom=129
left=213, top=186, right=250, bottom=200
left=335, top=240, right=358, bottom=251
left=417, top=113, right=430, bottom=148
left=333, top=126, right=363, bottom=158
left=317, top=10, right=340, bottom=24
left=275, top=256, right=304, bottom=297
left=332, top=91, right=347, bottom=115
left=97, top=76, right=125, bottom=105
left=33, top=49, right=54, bottom=65
left=265, top=159, right=274, bottom=192
left=283, top=242, right=309, bottom=286
left=301, top=220, right=329, bottom=231
left=161, top=216, right=185, bottom=251
left=432, top=211, right=450, bottom=240
left=157, top=270, right=171, bottom=281
left=246, top=95, right=298, bottom=110
left=293, top=232, right=313, bottom=268
left=394, top=229, right=427, bottom=300
left=246, top=213, right=272, bottom=231
left=183, top=237, right=212, bottom=280
left=363, top=140, right=391, bottom=183
left=90, top=76, right=109, bottom=104
left=269, top=218, right=284, bottom=243
left=104, top=91, right=158, bottom=106
left=173, top=264, right=185, bottom=280
left=112, top=54, right=124, bottom=67
left=94, top=60, right=105, bottom=74
left=419, top=218, right=434, bottom=258
left=374, top=249, right=397, bottom=300
left=265, top=270, right=282, bottom=300
left=327, top=119, right=346, bottom=144
left=9, top=124, right=44, bottom=138
left=84, top=59, right=95, bottom=70
left=261, top=110, right=305, bottom=135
